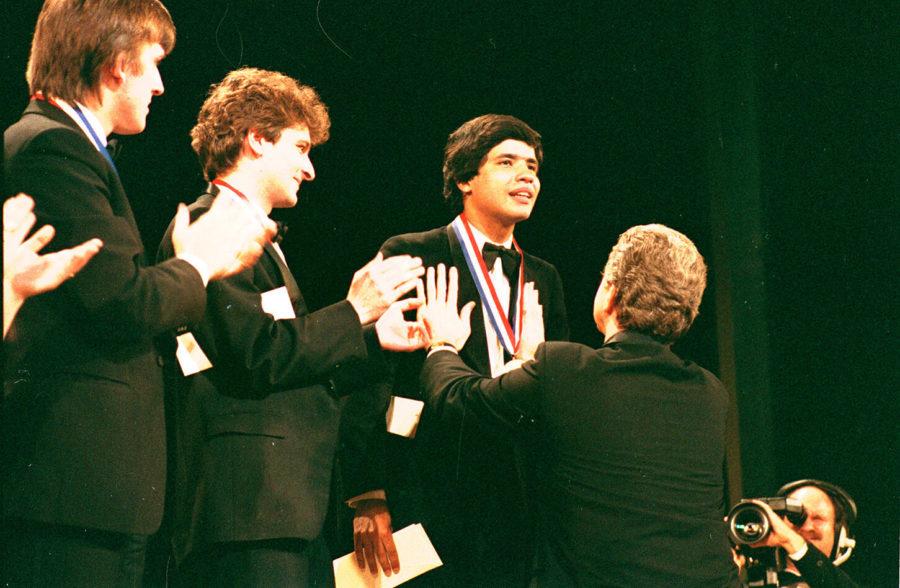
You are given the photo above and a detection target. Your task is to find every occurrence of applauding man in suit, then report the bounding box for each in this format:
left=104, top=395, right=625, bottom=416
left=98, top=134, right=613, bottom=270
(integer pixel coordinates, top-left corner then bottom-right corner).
left=2, top=2, right=274, bottom=584
left=158, top=67, right=425, bottom=586
left=419, top=225, right=737, bottom=586
left=346, top=115, right=568, bottom=586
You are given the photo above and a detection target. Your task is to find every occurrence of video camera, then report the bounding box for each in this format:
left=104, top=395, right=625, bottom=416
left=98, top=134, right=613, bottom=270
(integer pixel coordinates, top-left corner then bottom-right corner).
left=727, top=497, right=806, bottom=544
left=727, top=497, right=807, bottom=587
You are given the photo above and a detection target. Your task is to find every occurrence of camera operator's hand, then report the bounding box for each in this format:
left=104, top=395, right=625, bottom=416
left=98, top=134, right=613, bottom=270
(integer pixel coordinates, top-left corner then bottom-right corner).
left=748, top=499, right=808, bottom=554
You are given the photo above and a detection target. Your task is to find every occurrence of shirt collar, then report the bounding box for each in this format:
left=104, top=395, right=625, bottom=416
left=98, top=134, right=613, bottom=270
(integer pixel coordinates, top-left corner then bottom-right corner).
left=51, top=98, right=108, bottom=149
left=208, top=181, right=273, bottom=224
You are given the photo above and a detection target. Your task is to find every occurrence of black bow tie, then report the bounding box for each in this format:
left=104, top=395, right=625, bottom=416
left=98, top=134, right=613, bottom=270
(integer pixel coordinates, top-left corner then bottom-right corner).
left=481, top=242, right=520, bottom=281
left=106, top=138, right=122, bottom=161
left=274, top=221, right=289, bottom=245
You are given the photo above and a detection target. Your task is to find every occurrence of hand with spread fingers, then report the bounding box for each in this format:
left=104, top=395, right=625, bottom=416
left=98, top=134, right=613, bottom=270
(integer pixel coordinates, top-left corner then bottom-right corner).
left=419, top=263, right=476, bottom=351
left=171, top=194, right=278, bottom=282
left=347, top=252, right=425, bottom=325
left=516, top=281, right=544, bottom=361
left=353, top=499, right=401, bottom=576
left=4, top=194, right=103, bottom=337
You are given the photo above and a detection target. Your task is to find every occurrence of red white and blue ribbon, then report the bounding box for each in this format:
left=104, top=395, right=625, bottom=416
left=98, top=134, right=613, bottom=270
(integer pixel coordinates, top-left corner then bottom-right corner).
left=450, top=213, right=524, bottom=356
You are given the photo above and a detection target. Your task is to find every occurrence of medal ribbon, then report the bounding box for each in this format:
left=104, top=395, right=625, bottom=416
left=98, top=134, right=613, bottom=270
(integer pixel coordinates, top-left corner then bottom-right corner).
left=32, top=92, right=117, bottom=175
left=450, top=213, right=524, bottom=356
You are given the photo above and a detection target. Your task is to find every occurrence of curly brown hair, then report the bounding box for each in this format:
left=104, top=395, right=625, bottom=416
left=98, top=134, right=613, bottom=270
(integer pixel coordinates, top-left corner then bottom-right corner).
left=27, top=0, right=175, bottom=103
left=190, top=68, right=331, bottom=180
left=603, top=224, right=708, bottom=342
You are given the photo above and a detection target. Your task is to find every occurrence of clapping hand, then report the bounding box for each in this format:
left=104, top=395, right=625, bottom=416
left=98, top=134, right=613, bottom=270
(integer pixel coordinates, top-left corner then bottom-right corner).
left=4, top=194, right=103, bottom=336
left=347, top=253, right=425, bottom=325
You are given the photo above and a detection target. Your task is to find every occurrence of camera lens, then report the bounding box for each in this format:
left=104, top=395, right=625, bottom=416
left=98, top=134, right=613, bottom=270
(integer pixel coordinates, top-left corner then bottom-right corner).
left=728, top=503, right=771, bottom=544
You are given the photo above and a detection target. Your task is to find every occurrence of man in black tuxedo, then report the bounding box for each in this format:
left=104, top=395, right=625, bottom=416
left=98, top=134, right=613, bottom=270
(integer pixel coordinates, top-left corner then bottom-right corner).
left=346, top=115, right=569, bottom=586
left=2, top=2, right=274, bottom=584
left=158, top=67, right=426, bottom=586
left=419, top=224, right=738, bottom=586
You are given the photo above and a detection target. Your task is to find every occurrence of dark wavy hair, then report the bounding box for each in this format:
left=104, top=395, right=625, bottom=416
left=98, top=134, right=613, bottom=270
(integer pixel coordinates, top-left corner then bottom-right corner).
left=442, top=114, right=542, bottom=213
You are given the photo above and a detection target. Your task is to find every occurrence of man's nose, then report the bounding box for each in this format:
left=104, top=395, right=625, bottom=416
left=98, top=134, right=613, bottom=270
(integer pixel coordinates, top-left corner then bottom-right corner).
left=152, top=69, right=164, bottom=96
left=301, top=157, right=315, bottom=181
left=516, top=165, right=536, bottom=182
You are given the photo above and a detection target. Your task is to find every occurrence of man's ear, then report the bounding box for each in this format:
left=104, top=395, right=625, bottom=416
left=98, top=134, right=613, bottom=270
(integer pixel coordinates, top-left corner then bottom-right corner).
left=600, top=280, right=617, bottom=314
left=456, top=180, right=471, bottom=198
left=102, top=52, right=130, bottom=90
left=245, top=129, right=269, bottom=157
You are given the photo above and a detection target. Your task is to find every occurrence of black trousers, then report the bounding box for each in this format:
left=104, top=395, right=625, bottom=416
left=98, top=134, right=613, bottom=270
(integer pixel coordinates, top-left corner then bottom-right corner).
left=175, top=536, right=334, bottom=587
left=0, top=518, right=148, bottom=587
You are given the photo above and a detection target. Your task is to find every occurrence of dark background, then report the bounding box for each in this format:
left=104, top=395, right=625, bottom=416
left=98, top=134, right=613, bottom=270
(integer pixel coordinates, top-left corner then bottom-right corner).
left=4, top=1, right=896, bottom=584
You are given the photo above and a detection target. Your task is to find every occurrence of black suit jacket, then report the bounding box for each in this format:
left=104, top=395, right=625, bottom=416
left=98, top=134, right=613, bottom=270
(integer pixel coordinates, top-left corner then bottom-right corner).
left=340, top=225, right=568, bottom=586
left=2, top=100, right=207, bottom=535
left=784, top=546, right=859, bottom=588
left=422, top=331, right=737, bottom=587
left=158, top=189, right=384, bottom=562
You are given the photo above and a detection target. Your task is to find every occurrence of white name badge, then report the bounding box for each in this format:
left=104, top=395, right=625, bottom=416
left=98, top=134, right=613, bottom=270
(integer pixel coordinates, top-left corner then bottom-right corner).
left=261, top=286, right=296, bottom=320
left=175, top=332, right=212, bottom=376
left=386, top=396, right=424, bottom=438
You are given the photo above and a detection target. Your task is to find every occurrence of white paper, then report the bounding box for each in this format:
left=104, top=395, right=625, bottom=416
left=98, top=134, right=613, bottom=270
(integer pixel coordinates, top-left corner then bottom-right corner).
left=260, top=286, right=296, bottom=320
left=175, top=332, right=212, bottom=376
left=333, top=523, right=442, bottom=588
left=385, top=396, right=424, bottom=438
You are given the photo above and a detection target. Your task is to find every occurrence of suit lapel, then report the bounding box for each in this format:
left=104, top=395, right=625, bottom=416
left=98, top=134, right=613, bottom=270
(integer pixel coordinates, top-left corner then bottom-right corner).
left=27, top=100, right=140, bottom=236
left=445, top=225, right=492, bottom=375
left=263, top=243, right=307, bottom=315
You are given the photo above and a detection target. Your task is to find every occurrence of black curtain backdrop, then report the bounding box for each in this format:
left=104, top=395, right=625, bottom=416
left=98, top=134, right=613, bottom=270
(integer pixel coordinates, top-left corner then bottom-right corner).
left=3, top=1, right=895, bottom=585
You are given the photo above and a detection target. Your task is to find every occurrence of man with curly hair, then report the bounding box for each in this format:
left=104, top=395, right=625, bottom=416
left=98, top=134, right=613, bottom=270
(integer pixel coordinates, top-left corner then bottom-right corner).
left=418, top=224, right=738, bottom=586
left=158, top=67, right=425, bottom=586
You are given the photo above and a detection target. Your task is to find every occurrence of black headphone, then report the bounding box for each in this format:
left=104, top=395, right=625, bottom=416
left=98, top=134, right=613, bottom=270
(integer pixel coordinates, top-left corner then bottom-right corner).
left=777, top=479, right=857, bottom=566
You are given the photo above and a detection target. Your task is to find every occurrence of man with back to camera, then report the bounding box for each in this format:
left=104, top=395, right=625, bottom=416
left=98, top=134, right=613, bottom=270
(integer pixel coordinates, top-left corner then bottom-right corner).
left=343, top=114, right=569, bottom=586
left=417, top=224, right=738, bottom=586
left=157, top=67, right=426, bottom=586
left=2, top=1, right=274, bottom=584
left=743, top=480, right=860, bottom=587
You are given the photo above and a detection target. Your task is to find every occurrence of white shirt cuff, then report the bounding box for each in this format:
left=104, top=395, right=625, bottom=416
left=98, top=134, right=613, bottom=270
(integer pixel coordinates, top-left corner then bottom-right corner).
left=177, top=253, right=211, bottom=287
left=788, top=542, right=809, bottom=561
left=346, top=489, right=387, bottom=508
left=427, top=345, right=459, bottom=358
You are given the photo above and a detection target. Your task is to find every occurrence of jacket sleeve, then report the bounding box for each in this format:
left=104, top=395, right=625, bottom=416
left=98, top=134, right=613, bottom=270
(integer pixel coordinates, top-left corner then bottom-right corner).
left=420, top=344, right=546, bottom=434
left=157, top=202, right=377, bottom=396
left=201, top=264, right=372, bottom=395
left=792, top=546, right=860, bottom=588
left=6, top=124, right=206, bottom=340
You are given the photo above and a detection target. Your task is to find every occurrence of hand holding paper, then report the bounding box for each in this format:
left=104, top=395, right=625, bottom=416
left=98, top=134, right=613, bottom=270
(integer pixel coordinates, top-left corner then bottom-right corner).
left=334, top=524, right=442, bottom=588
left=353, top=499, right=400, bottom=576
